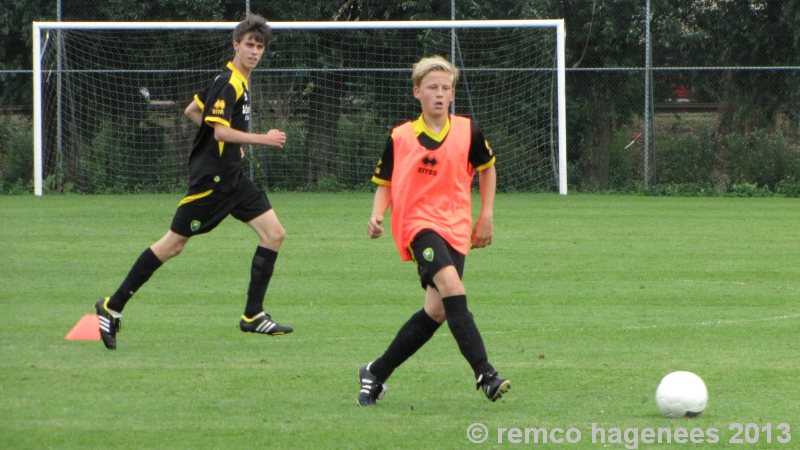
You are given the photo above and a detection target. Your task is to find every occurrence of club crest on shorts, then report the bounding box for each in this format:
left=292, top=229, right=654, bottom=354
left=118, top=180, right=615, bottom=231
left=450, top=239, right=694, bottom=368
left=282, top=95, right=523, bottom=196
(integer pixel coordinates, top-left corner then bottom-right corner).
left=190, top=220, right=202, bottom=232
left=423, top=247, right=435, bottom=262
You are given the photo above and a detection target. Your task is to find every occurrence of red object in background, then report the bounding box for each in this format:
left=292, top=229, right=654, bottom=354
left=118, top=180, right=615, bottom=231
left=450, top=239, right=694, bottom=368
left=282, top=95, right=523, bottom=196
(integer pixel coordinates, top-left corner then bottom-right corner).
left=672, top=85, right=691, bottom=101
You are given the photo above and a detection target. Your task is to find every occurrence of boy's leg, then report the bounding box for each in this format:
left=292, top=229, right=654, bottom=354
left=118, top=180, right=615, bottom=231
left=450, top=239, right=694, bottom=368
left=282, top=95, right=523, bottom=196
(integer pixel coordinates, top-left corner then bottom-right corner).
left=244, top=245, right=278, bottom=318
left=104, top=248, right=163, bottom=314
left=433, top=260, right=510, bottom=402
left=410, top=232, right=495, bottom=379
left=97, top=231, right=186, bottom=350
left=244, top=209, right=284, bottom=316
left=106, top=231, right=186, bottom=313
left=359, top=305, right=441, bottom=406
left=434, top=267, right=494, bottom=378
left=359, top=288, right=443, bottom=406
left=239, top=209, right=292, bottom=335
left=369, top=306, right=442, bottom=381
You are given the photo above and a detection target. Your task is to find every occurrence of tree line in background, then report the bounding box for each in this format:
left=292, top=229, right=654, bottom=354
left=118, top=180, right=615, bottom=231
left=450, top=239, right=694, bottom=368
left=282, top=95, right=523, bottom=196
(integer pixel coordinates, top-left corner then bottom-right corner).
left=2, top=0, right=800, bottom=194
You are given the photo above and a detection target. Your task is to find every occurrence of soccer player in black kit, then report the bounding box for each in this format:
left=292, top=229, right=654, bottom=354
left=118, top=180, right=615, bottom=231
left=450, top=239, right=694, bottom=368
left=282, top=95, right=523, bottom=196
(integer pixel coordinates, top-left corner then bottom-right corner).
left=94, top=15, right=292, bottom=350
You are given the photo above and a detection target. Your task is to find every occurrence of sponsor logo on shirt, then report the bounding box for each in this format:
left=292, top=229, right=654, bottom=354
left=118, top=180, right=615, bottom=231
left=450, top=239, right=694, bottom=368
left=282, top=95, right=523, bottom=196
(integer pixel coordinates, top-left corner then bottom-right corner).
left=212, top=99, right=225, bottom=115
left=418, top=156, right=438, bottom=176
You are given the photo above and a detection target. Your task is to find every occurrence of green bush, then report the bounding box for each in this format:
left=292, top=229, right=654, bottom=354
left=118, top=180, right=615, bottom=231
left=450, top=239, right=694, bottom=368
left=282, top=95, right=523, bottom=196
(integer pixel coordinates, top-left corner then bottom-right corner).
left=73, top=119, right=182, bottom=194
left=722, top=130, right=800, bottom=191
left=0, top=115, right=33, bottom=194
left=76, top=119, right=138, bottom=193
left=334, top=112, right=384, bottom=188
left=606, top=129, right=641, bottom=191
left=775, top=177, right=800, bottom=197
left=252, top=118, right=307, bottom=190
left=632, top=125, right=800, bottom=196
left=653, top=127, right=719, bottom=187
left=643, top=182, right=723, bottom=197
left=728, top=182, right=772, bottom=197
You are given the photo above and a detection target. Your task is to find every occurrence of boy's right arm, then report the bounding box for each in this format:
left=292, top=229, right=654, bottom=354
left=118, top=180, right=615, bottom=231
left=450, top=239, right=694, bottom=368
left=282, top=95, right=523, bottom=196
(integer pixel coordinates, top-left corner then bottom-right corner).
left=368, top=184, right=391, bottom=239
left=212, top=123, right=286, bottom=148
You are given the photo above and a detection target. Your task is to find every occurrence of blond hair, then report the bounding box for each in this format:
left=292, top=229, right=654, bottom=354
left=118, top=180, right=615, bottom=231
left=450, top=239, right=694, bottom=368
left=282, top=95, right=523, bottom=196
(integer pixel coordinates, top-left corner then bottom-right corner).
left=411, top=56, right=459, bottom=86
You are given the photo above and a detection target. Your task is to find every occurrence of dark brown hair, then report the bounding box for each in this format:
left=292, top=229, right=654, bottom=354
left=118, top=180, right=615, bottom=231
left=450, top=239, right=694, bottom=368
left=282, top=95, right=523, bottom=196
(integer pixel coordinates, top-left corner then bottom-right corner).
left=233, top=14, right=272, bottom=44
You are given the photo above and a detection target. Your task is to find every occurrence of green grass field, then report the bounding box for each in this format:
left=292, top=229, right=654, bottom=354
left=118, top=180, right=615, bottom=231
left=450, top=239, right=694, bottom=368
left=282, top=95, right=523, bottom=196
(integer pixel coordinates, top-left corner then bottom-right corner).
left=1, top=193, right=799, bottom=449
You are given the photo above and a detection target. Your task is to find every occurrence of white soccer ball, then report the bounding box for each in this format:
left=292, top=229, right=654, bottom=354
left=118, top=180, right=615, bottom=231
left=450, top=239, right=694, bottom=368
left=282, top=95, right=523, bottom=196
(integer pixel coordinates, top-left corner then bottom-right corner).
left=655, top=371, right=708, bottom=418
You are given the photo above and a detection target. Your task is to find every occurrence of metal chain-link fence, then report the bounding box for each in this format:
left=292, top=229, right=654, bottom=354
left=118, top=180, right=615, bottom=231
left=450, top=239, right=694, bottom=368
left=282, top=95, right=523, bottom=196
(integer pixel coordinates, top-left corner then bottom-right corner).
left=3, top=0, right=800, bottom=194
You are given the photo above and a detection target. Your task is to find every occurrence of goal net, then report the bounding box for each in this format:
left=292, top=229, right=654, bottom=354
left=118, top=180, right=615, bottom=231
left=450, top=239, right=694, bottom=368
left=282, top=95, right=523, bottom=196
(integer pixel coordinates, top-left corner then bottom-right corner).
left=33, top=20, right=566, bottom=195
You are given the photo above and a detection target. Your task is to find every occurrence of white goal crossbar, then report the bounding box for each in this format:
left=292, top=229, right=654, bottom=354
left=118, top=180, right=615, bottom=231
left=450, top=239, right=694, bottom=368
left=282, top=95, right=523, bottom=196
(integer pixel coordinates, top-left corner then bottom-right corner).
left=33, top=19, right=567, bottom=195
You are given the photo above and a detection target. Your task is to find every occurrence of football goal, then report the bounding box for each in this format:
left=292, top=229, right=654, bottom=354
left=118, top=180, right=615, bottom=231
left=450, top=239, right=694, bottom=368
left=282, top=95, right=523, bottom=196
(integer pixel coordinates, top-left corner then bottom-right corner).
left=33, top=20, right=566, bottom=196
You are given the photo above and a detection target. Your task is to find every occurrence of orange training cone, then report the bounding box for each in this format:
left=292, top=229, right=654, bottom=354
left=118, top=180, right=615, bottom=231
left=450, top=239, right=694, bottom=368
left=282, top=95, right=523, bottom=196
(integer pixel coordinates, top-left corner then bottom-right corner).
left=65, top=314, right=101, bottom=340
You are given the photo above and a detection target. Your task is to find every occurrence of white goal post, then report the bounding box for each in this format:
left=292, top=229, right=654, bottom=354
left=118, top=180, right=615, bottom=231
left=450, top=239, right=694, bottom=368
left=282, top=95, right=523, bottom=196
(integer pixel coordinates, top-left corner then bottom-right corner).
left=33, top=20, right=567, bottom=195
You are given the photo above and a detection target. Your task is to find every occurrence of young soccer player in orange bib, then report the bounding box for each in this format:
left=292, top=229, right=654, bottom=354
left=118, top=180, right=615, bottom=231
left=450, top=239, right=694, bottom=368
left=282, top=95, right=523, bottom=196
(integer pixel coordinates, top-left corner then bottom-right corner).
left=357, top=55, right=510, bottom=406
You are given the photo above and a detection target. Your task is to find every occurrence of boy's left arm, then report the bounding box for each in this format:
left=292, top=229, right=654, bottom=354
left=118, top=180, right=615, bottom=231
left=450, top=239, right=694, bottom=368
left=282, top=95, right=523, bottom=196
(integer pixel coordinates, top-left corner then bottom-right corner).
left=184, top=100, right=203, bottom=127
left=472, top=164, right=496, bottom=249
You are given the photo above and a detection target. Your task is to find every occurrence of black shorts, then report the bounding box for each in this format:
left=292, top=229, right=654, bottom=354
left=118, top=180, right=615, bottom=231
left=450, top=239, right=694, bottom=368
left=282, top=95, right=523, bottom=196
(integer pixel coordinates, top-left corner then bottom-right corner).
left=170, top=177, right=271, bottom=236
left=410, top=230, right=465, bottom=290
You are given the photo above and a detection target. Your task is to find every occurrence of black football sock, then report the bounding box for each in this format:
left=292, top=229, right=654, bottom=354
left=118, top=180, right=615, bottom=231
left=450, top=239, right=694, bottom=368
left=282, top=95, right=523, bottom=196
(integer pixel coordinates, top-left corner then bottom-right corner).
left=244, top=246, right=278, bottom=318
left=442, top=295, right=494, bottom=378
left=370, top=308, right=442, bottom=382
left=107, top=248, right=163, bottom=313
